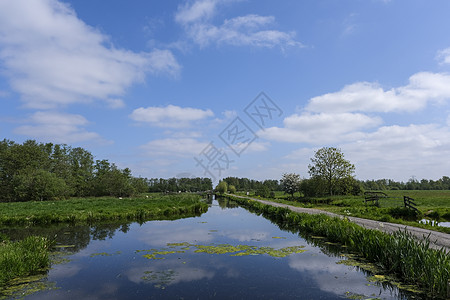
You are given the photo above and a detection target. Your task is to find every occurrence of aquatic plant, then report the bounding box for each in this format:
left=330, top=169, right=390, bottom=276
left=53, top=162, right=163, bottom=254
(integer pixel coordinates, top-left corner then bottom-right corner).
left=137, top=242, right=306, bottom=260
left=0, top=236, right=52, bottom=288
left=228, top=195, right=450, bottom=298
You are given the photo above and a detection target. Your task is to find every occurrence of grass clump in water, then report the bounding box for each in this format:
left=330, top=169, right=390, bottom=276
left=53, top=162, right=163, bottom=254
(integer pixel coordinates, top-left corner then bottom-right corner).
left=0, top=235, right=52, bottom=289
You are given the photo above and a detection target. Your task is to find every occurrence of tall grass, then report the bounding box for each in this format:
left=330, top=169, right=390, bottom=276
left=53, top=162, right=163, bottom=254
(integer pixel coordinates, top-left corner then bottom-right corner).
left=228, top=195, right=450, bottom=298
left=0, top=236, right=52, bottom=287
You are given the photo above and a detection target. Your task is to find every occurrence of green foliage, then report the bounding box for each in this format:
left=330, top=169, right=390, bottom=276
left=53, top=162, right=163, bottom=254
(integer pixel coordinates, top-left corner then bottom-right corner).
left=280, top=173, right=301, bottom=197
left=360, top=176, right=450, bottom=191
left=228, top=185, right=237, bottom=194
left=221, top=177, right=281, bottom=192
left=148, top=177, right=212, bottom=193
left=0, top=139, right=159, bottom=202
left=308, top=147, right=356, bottom=196
left=0, top=236, right=52, bottom=287
left=12, top=169, right=69, bottom=202
left=216, top=181, right=228, bottom=194
left=389, top=207, right=423, bottom=221
left=255, top=185, right=270, bottom=198
left=300, top=176, right=326, bottom=197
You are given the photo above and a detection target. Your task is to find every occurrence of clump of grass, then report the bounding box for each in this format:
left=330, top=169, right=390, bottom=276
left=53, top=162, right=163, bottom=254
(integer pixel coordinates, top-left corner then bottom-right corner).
left=229, top=195, right=450, bottom=298
left=388, top=207, right=422, bottom=221
left=0, top=236, right=52, bottom=287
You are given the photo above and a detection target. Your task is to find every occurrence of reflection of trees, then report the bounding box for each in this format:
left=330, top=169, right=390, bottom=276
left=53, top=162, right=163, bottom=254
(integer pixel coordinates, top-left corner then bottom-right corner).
left=216, top=197, right=239, bottom=209
left=0, top=223, right=127, bottom=253
left=0, top=212, right=204, bottom=256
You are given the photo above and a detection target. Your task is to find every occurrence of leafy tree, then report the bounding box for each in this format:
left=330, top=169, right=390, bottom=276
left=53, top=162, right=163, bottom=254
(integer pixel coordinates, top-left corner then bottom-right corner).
left=69, top=147, right=94, bottom=197
left=280, top=173, right=301, bottom=198
left=216, top=181, right=228, bottom=194
left=308, top=147, right=355, bottom=196
left=12, top=169, right=69, bottom=201
left=228, top=185, right=237, bottom=194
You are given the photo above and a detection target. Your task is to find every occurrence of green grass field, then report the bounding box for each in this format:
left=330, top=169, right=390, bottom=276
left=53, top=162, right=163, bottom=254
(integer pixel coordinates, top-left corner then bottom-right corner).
left=239, top=190, right=450, bottom=234
left=0, top=193, right=208, bottom=225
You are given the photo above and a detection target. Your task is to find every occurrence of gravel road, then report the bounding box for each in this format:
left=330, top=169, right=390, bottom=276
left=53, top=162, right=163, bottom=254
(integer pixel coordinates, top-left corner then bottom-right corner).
left=235, top=196, right=450, bottom=252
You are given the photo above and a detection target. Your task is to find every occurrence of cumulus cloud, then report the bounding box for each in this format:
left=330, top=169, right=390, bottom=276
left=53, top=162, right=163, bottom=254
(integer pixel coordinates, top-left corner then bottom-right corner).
left=259, top=112, right=381, bottom=144
left=307, top=72, right=450, bottom=113
left=0, top=0, right=180, bottom=109
left=175, top=0, right=302, bottom=49
left=343, top=124, right=450, bottom=179
left=14, top=111, right=104, bottom=144
left=130, top=105, right=214, bottom=128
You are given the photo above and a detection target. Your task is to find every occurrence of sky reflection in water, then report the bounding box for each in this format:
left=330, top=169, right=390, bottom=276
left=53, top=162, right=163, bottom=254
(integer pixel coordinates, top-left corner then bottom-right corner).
left=24, top=200, right=413, bottom=300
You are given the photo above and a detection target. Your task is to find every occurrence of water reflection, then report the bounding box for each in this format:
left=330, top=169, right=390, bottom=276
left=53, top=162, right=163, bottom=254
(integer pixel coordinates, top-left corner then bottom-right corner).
left=419, top=219, right=450, bottom=228
left=3, top=199, right=423, bottom=300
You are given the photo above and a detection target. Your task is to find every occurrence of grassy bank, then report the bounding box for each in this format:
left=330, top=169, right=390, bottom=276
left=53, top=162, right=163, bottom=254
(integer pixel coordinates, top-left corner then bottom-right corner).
left=0, top=235, right=52, bottom=287
left=241, top=190, right=450, bottom=234
left=227, top=195, right=450, bottom=298
left=0, top=194, right=208, bottom=225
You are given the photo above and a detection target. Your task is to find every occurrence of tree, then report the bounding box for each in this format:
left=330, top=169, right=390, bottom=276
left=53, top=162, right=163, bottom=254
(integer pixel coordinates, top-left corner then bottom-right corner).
left=228, top=185, right=237, bottom=194
left=308, top=147, right=355, bottom=196
left=280, top=173, right=301, bottom=198
left=12, top=169, right=69, bottom=201
left=216, top=181, right=228, bottom=194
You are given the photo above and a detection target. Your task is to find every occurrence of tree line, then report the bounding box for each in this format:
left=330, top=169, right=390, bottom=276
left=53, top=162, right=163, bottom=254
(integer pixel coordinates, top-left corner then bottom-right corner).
left=0, top=139, right=212, bottom=202
left=219, top=147, right=450, bottom=197
left=147, top=177, right=212, bottom=193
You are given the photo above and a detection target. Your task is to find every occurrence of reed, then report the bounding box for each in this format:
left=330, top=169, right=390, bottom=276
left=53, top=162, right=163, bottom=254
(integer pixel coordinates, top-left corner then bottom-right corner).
left=0, top=236, right=52, bottom=287
left=228, top=195, right=450, bottom=298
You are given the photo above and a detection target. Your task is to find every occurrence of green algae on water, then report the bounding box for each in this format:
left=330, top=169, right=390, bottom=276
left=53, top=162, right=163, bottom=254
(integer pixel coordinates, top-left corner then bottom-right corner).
left=139, top=242, right=306, bottom=260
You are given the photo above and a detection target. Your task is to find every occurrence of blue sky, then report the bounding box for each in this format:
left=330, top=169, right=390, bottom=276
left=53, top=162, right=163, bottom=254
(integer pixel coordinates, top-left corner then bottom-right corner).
left=1, top=0, right=450, bottom=183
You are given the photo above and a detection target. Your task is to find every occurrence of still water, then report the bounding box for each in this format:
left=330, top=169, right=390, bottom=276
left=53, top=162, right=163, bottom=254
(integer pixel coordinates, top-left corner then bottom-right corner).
left=5, top=199, right=419, bottom=299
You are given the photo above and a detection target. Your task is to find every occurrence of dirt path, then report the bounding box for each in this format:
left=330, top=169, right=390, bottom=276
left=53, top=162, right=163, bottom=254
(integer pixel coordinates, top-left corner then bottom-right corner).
left=233, top=195, right=450, bottom=252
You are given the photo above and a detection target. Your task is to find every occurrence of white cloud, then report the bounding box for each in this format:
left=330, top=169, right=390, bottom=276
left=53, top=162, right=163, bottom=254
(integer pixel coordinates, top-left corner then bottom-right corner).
left=344, top=124, right=450, bottom=180
left=175, top=0, right=302, bottom=49
left=437, top=47, right=450, bottom=65
left=0, top=0, right=180, bottom=109
left=283, top=124, right=450, bottom=181
left=175, top=0, right=219, bottom=24
left=140, top=138, right=208, bottom=157
left=307, top=72, right=450, bottom=113
left=130, top=105, right=214, bottom=128
left=14, top=111, right=104, bottom=144
left=259, top=112, right=381, bottom=144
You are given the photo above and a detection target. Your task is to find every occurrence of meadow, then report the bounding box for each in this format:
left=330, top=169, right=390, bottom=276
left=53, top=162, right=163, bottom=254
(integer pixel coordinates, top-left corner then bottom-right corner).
left=242, top=190, right=450, bottom=234
left=0, top=194, right=208, bottom=225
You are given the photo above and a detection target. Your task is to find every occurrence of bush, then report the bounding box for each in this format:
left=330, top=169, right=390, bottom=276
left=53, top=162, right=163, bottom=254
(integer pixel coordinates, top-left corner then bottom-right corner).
left=389, top=207, right=422, bottom=221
